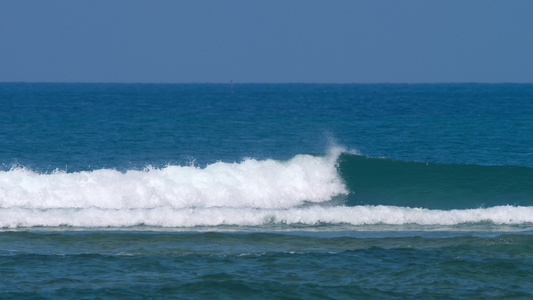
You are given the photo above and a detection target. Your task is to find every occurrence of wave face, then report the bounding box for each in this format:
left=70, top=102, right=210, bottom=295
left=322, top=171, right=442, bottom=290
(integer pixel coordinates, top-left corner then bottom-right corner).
left=1, top=150, right=533, bottom=229
left=338, top=154, right=533, bottom=210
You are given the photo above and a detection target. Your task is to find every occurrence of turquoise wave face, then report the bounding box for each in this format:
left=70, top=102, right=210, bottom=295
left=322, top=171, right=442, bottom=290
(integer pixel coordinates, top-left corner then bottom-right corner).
left=337, top=154, right=533, bottom=209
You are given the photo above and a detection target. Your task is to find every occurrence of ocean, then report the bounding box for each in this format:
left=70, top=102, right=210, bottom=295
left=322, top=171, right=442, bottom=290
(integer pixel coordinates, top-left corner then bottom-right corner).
left=1, top=83, right=532, bottom=299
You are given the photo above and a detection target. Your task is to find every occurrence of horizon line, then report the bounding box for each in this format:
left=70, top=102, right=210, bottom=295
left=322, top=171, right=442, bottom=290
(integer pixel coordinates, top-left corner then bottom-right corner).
left=1, top=81, right=532, bottom=85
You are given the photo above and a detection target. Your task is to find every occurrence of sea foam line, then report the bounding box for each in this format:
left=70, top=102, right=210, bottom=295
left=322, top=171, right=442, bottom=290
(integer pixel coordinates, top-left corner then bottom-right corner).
left=0, top=205, right=532, bottom=228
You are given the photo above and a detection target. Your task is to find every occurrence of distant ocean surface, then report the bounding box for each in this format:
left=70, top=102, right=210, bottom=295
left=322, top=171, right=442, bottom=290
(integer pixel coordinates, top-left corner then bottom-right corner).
left=1, top=83, right=532, bottom=299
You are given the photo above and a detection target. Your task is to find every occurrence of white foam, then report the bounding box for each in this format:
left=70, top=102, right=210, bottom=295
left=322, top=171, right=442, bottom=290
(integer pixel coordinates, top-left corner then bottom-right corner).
left=0, top=205, right=532, bottom=228
left=0, top=152, right=346, bottom=210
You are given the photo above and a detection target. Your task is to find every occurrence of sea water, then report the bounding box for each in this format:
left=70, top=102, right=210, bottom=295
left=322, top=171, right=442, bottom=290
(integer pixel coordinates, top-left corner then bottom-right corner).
left=1, top=83, right=532, bottom=298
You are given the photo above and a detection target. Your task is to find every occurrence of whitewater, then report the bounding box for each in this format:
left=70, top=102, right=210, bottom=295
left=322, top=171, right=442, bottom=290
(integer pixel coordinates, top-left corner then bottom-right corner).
left=2, top=148, right=532, bottom=229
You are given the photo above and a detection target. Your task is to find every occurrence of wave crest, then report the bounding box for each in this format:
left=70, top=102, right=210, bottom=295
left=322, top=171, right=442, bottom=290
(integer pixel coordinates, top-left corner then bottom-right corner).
left=0, top=152, right=346, bottom=210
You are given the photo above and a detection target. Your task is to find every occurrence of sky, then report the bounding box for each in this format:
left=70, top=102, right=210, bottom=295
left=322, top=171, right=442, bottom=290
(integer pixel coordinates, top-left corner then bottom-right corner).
left=1, top=1, right=532, bottom=83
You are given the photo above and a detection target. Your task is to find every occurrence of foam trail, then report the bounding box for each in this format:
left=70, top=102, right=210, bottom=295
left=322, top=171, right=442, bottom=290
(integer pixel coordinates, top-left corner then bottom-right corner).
left=0, top=151, right=346, bottom=210
left=1, top=205, right=533, bottom=228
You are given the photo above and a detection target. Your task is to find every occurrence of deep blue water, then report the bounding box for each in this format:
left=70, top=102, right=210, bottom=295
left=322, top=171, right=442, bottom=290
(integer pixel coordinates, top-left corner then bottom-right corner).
left=1, top=83, right=532, bottom=298
left=3, top=83, right=532, bottom=171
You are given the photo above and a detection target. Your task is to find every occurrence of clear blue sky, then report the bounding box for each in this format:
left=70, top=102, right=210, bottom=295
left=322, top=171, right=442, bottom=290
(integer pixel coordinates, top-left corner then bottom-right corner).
left=1, top=1, right=532, bottom=83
